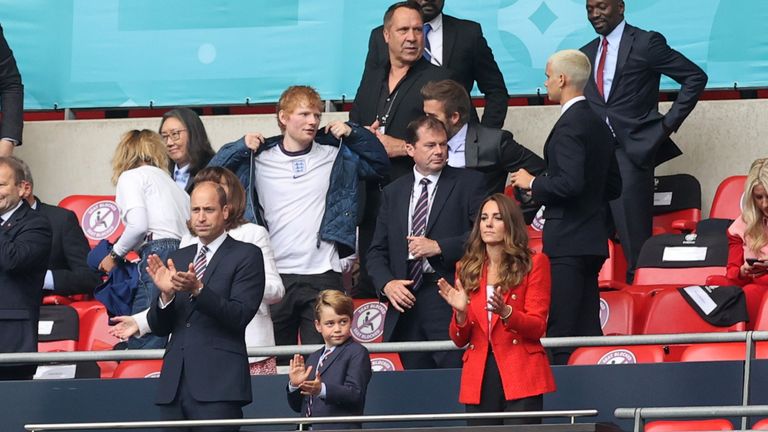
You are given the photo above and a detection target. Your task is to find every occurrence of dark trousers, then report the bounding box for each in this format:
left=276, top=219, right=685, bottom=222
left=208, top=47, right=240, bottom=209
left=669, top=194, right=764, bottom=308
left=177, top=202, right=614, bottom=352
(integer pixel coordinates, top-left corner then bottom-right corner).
left=466, top=352, right=543, bottom=426
left=158, top=368, right=243, bottom=432
left=547, top=255, right=606, bottom=365
left=271, top=271, right=343, bottom=348
left=390, top=277, right=461, bottom=369
left=610, top=148, right=654, bottom=283
left=0, top=365, right=35, bottom=380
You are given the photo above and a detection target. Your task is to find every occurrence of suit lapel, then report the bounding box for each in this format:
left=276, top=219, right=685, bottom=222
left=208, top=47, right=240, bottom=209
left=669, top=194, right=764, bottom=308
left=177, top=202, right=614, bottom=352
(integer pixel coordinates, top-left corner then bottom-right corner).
left=441, top=16, right=457, bottom=66
left=202, top=236, right=230, bottom=286
left=396, top=174, right=414, bottom=237
left=464, top=123, right=480, bottom=168
left=582, top=38, right=601, bottom=102
left=609, top=25, right=635, bottom=103
left=426, top=168, right=456, bottom=234
left=316, top=340, right=349, bottom=376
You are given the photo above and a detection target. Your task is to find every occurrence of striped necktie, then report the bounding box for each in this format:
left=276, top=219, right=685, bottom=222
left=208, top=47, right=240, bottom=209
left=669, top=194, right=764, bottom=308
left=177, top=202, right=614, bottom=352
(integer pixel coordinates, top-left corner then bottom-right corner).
left=408, top=178, right=431, bottom=291
left=194, top=245, right=209, bottom=280
left=306, top=347, right=334, bottom=417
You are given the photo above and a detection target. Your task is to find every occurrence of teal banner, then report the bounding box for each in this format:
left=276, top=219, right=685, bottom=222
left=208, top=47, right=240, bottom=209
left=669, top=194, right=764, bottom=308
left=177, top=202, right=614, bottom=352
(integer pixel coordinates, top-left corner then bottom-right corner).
left=2, top=0, right=765, bottom=110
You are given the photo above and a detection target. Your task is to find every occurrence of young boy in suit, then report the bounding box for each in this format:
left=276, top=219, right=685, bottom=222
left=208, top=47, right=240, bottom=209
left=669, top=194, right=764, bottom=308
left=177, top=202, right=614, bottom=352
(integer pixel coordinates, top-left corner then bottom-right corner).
left=287, top=290, right=372, bottom=430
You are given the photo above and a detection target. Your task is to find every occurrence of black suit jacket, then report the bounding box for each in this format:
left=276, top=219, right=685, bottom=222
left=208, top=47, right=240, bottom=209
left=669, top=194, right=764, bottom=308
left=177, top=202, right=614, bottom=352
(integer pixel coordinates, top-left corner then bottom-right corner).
left=581, top=24, right=707, bottom=169
left=365, top=15, right=509, bottom=128
left=463, top=122, right=545, bottom=197
left=0, top=201, right=51, bottom=356
left=35, top=200, right=101, bottom=296
left=531, top=100, right=621, bottom=258
left=148, top=236, right=264, bottom=405
left=287, top=339, right=372, bottom=430
left=367, top=166, right=485, bottom=339
left=350, top=57, right=453, bottom=180
left=0, top=24, right=23, bottom=143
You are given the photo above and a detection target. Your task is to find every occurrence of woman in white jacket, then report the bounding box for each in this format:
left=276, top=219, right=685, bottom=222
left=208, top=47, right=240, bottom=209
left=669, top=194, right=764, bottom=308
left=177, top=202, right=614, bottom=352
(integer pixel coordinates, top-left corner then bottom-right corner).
left=110, top=167, right=285, bottom=374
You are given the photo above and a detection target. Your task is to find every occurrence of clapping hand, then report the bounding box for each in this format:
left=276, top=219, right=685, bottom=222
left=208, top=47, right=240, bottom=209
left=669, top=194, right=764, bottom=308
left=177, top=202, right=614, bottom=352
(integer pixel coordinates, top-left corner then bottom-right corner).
left=437, top=278, right=468, bottom=313
left=487, top=286, right=512, bottom=318
left=288, top=354, right=313, bottom=388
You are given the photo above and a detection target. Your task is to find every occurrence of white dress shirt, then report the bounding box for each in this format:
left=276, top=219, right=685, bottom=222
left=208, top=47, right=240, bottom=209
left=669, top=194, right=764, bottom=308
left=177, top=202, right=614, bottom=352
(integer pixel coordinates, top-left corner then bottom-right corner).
left=446, top=123, right=468, bottom=168
left=425, top=13, right=444, bottom=66
left=594, top=20, right=626, bottom=101
left=409, top=167, right=442, bottom=273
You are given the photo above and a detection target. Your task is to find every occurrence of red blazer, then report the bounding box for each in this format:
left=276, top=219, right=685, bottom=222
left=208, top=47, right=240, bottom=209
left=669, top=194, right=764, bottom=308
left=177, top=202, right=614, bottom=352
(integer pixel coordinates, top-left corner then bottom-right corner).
left=709, top=225, right=768, bottom=287
left=449, top=252, right=556, bottom=405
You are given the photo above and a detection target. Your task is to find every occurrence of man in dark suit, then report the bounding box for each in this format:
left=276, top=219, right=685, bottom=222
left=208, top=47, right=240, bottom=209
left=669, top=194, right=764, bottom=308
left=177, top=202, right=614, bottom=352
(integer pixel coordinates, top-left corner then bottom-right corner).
left=421, top=79, right=545, bottom=199
left=351, top=1, right=453, bottom=298
left=0, top=24, right=23, bottom=157
left=367, top=116, right=484, bottom=369
left=511, top=50, right=621, bottom=365
left=580, top=0, right=707, bottom=282
left=147, top=181, right=264, bottom=431
left=15, top=158, right=101, bottom=296
left=364, top=0, right=508, bottom=129
left=0, top=157, right=51, bottom=380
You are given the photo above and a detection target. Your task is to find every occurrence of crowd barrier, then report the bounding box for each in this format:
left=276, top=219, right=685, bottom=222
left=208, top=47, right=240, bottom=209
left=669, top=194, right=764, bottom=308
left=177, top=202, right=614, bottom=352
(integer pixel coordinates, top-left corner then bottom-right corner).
left=615, top=404, right=768, bottom=432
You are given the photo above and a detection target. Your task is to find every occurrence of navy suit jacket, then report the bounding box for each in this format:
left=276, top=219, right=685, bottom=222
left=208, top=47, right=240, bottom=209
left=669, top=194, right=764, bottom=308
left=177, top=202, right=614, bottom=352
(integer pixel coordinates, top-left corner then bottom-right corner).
left=367, top=166, right=485, bottom=340
left=364, top=15, right=509, bottom=129
left=531, top=100, right=621, bottom=258
left=0, top=24, right=23, bottom=143
left=148, top=235, right=264, bottom=405
left=287, top=339, right=372, bottom=430
left=581, top=24, right=707, bottom=169
left=0, top=201, right=51, bottom=357
left=35, top=200, right=101, bottom=296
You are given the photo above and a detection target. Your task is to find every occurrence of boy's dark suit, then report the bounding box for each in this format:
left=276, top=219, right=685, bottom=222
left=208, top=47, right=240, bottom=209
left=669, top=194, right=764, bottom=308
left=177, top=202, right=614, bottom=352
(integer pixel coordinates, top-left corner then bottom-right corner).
left=530, top=99, right=621, bottom=364
left=581, top=23, right=707, bottom=280
left=0, top=201, right=51, bottom=379
left=367, top=166, right=484, bottom=368
left=148, top=236, right=264, bottom=430
left=287, top=338, right=372, bottom=430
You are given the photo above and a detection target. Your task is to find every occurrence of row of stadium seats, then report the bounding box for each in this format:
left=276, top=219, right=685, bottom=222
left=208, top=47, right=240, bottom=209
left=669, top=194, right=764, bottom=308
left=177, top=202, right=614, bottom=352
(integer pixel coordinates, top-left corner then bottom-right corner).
left=645, top=418, right=768, bottom=431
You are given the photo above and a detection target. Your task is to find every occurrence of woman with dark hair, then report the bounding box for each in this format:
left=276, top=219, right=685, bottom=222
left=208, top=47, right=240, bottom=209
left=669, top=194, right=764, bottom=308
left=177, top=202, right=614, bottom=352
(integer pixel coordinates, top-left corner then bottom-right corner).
left=159, top=108, right=216, bottom=193
left=438, top=193, right=555, bottom=425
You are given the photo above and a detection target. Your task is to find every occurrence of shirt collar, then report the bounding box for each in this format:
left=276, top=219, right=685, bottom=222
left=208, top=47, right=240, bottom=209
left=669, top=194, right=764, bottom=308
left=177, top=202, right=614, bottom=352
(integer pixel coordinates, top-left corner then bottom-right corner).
left=604, top=19, right=626, bottom=47
left=413, top=165, right=442, bottom=186
left=1, top=200, right=23, bottom=223
left=198, top=231, right=228, bottom=257
left=174, top=164, right=190, bottom=175
left=447, top=123, right=468, bottom=152
left=561, top=95, right=586, bottom=115
left=427, top=13, right=443, bottom=31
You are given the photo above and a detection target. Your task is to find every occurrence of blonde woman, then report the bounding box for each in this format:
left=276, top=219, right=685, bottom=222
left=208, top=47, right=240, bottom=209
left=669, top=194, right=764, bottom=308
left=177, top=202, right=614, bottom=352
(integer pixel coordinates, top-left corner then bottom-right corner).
left=100, top=129, right=189, bottom=349
left=711, top=158, right=768, bottom=328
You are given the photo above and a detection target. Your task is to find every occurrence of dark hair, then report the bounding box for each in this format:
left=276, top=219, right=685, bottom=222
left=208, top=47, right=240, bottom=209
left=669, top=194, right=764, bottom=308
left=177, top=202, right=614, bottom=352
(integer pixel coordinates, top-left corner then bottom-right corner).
left=421, top=80, right=472, bottom=126
left=160, top=108, right=215, bottom=177
left=404, top=115, right=448, bottom=145
left=314, top=290, right=355, bottom=320
left=0, top=156, right=25, bottom=186
left=383, top=1, right=422, bottom=27
left=193, top=166, right=247, bottom=230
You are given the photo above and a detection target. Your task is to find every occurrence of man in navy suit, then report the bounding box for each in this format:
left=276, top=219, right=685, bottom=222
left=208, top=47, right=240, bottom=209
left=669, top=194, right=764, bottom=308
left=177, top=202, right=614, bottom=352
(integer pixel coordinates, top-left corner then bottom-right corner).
left=367, top=116, right=485, bottom=369
left=147, top=181, right=264, bottom=431
left=0, top=157, right=51, bottom=380
left=0, top=24, right=23, bottom=157
left=580, top=0, right=707, bottom=282
left=364, top=0, right=509, bottom=129
left=512, top=50, right=621, bottom=365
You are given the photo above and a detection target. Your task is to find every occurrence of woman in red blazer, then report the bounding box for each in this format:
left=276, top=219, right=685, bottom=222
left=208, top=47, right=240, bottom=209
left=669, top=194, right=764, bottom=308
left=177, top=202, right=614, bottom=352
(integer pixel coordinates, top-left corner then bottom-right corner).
left=438, top=193, right=555, bottom=426
left=709, top=158, right=768, bottom=328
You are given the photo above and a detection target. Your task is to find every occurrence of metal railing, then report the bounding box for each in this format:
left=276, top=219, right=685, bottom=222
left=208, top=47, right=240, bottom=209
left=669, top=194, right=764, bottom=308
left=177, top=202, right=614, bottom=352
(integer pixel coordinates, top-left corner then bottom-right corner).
left=25, top=409, right=599, bottom=431
left=615, top=404, right=768, bottom=432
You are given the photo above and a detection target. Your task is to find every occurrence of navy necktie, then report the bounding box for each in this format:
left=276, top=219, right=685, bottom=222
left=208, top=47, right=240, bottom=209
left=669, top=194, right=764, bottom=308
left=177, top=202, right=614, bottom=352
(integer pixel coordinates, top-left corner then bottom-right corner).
left=423, top=23, right=432, bottom=62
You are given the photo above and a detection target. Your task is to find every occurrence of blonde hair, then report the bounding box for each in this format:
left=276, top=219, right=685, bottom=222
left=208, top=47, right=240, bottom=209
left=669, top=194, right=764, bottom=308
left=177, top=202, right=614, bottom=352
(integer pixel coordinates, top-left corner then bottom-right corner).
left=743, top=158, right=768, bottom=253
left=111, top=129, right=170, bottom=184
left=314, top=289, right=354, bottom=320
left=548, top=49, right=592, bottom=91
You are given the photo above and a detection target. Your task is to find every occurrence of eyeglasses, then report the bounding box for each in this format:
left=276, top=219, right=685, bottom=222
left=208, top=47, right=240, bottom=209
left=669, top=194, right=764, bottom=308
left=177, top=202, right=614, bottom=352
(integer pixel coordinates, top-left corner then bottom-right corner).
left=161, top=129, right=186, bottom=142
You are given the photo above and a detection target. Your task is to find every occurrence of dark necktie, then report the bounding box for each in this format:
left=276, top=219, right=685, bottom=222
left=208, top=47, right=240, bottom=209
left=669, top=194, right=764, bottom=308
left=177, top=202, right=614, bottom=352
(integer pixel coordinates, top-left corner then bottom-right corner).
left=306, top=347, right=334, bottom=417
left=408, top=178, right=431, bottom=291
left=423, top=23, right=432, bottom=62
left=596, top=37, right=609, bottom=99
left=193, top=245, right=209, bottom=280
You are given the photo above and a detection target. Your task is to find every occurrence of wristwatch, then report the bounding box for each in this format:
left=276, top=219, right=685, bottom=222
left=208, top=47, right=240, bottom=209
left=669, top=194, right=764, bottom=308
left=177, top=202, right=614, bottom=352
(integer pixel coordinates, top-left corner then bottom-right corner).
left=109, top=250, right=125, bottom=264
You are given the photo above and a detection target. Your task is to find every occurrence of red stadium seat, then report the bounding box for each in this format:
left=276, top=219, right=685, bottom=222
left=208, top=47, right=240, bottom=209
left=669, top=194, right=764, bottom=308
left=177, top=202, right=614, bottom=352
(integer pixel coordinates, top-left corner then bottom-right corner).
left=568, top=346, right=665, bottom=365
left=641, top=288, right=746, bottom=335
left=598, top=240, right=628, bottom=290
left=350, top=299, right=388, bottom=343
left=634, top=266, right=726, bottom=286
left=644, top=419, right=734, bottom=431
left=752, top=418, right=768, bottom=430
left=58, top=195, right=124, bottom=248
left=652, top=174, right=702, bottom=234
left=369, top=352, right=404, bottom=371
left=709, top=175, right=746, bottom=220
left=680, top=342, right=768, bottom=362
left=599, top=291, right=635, bottom=335
left=753, top=295, right=768, bottom=331
left=71, top=300, right=121, bottom=378
left=111, top=360, right=163, bottom=379
left=38, top=340, right=78, bottom=352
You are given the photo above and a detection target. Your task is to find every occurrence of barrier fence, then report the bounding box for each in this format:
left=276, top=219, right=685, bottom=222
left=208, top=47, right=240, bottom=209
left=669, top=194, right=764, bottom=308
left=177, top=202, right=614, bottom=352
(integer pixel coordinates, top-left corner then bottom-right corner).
left=615, top=405, right=768, bottom=432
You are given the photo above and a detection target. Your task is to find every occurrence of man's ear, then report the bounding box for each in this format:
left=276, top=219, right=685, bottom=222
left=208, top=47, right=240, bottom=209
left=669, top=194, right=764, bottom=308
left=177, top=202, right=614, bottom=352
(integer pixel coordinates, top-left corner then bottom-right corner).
left=449, top=111, right=461, bottom=127
left=405, top=143, right=415, bottom=158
